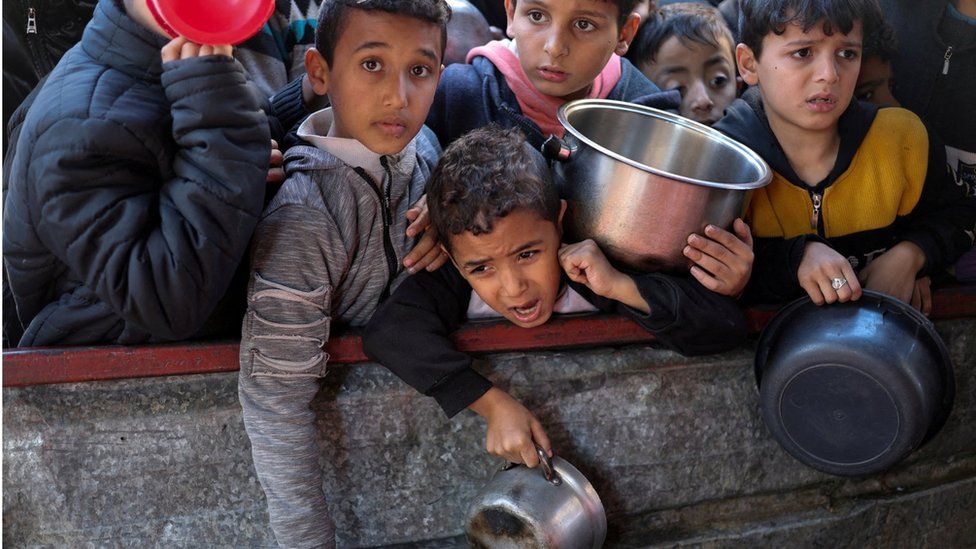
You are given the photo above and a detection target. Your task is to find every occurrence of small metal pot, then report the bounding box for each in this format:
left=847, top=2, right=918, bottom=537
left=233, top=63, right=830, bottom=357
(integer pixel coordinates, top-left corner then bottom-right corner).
left=755, top=291, right=955, bottom=476
left=547, top=99, right=771, bottom=272
left=465, top=448, right=607, bottom=549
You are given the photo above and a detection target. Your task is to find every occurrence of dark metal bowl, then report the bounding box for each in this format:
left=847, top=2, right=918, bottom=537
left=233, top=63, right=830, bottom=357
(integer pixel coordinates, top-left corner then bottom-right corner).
left=755, top=291, right=955, bottom=476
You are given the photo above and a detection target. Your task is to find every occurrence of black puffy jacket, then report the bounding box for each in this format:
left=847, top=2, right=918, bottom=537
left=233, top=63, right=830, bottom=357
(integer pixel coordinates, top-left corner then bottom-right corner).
left=3, top=0, right=270, bottom=346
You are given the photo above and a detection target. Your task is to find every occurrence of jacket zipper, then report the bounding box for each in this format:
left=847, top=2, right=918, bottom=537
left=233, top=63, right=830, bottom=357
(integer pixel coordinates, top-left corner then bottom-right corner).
left=809, top=191, right=825, bottom=237
left=942, top=46, right=954, bottom=75
left=353, top=163, right=398, bottom=301
left=26, top=7, right=37, bottom=34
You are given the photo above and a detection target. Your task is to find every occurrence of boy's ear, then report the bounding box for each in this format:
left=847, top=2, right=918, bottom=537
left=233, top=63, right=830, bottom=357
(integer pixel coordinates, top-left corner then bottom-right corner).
left=735, top=43, right=760, bottom=86
left=614, top=12, right=641, bottom=56
left=504, top=0, right=517, bottom=39
left=440, top=243, right=460, bottom=271
left=304, top=48, right=331, bottom=96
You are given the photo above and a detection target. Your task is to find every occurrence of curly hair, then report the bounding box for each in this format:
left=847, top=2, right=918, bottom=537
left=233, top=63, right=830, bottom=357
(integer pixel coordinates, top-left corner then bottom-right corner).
left=428, top=126, right=561, bottom=250
left=316, top=0, right=452, bottom=66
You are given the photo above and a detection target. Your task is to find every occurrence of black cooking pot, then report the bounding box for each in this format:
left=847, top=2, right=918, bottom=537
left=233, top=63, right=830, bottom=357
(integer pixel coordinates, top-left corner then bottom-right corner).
left=755, top=291, right=954, bottom=476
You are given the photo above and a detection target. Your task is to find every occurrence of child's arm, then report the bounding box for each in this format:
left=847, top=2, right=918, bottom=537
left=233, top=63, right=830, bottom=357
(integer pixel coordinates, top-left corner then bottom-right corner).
left=860, top=133, right=976, bottom=302
left=24, top=40, right=269, bottom=341
left=468, top=387, right=552, bottom=467
left=683, top=219, right=755, bottom=297
left=562, top=240, right=748, bottom=355
left=239, top=206, right=346, bottom=547
left=363, top=267, right=493, bottom=418
left=363, top=267, right=552, bottom=467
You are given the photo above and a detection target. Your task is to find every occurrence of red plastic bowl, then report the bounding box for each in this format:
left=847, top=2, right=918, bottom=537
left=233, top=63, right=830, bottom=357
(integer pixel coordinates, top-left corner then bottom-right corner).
left=150, top=0, right=275, bottom=45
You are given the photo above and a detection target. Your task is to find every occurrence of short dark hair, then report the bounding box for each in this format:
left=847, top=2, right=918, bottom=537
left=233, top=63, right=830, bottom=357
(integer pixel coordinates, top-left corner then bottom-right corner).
left=428, top=126, right=561, bottom=250
left=626, top=3, right=735, bottom=68
left=315, top=0, right=452, bottom=66
left=738, top=0, right=884, bottom=59
left=510, top=0, right=642, bottom=28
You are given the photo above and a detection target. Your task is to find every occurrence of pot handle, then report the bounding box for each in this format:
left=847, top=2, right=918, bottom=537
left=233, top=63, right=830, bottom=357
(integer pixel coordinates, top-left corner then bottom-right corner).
left=541, top=135, right=576, bottom=162
left=536, top=446, right=562, bottom=486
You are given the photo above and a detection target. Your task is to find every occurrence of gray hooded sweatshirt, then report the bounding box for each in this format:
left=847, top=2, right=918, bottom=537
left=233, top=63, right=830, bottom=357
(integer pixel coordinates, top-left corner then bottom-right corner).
left=239, top=108, right=439, bottom=548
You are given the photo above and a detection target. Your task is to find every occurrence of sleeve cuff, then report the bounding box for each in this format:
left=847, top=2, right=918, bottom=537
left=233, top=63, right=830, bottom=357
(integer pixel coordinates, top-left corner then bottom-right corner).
left=427, top=368, right=494, bottom=418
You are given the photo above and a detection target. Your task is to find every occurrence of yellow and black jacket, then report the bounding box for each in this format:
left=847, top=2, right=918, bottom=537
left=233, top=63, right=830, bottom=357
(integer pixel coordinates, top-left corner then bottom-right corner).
left=715, top=88, right=976, bottom=303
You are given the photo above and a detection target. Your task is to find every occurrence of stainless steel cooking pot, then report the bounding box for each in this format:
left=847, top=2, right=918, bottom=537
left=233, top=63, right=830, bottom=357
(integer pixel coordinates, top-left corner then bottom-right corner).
left=465, top=447, right=606, bottom=549
left=547, top=99, right=771, bottom=272
left=755, top=291, right=955, bottom=476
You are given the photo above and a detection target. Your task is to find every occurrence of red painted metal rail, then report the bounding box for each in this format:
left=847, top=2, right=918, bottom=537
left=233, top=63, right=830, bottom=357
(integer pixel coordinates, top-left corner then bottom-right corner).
left=4, top=285, right=975, bottom=387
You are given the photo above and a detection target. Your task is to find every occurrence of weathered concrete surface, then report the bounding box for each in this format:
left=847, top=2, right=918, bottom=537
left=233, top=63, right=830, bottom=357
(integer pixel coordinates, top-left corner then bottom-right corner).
left=3, top=318, right=975, bottom=547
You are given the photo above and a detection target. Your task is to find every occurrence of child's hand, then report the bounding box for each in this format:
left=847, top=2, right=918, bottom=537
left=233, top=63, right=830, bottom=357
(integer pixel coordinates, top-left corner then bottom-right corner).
left=469, top=388, right=552, bottom=467
left=798, top=241, right=862, bottom=305
left=161, top=37, right=232, bottom=62
left=559, top=240, right=650, bottom=313
left=683, top=218, right=754, bottom=297
left=403, top=195, right=448, bottom=273
left=267, top=139, right=285, bottom=184
left=911, top=276, right=933, bottom=315
left=858, top=241, right=927, bottom=306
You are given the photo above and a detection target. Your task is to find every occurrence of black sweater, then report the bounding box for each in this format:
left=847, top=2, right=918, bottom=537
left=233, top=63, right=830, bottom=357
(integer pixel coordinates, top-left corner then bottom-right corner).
left=363, top=265, right=746, bottom=417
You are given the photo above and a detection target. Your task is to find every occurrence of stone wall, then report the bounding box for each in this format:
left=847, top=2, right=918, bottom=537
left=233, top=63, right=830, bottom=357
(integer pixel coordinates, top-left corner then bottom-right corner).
left=4, top=318, right=974, bottom=547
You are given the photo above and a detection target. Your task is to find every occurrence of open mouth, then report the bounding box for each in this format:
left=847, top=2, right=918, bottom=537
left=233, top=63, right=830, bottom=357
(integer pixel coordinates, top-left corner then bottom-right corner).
left=510, top=299, right=543, bottom=324
left=805, top=94, right=839, bottom=112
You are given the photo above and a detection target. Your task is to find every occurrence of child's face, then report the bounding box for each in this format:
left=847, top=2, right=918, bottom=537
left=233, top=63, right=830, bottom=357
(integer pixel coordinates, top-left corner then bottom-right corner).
left=642, top=36, right=736, bottom=125
left=504, top=0, right=639, bottom=100
left=737, top=20, right=863, bottom=137
left=855, top=56, right=899, bottom=107
left=305, top=10, right=443, bottom=155
left=447, top=206, right=566, bottom=328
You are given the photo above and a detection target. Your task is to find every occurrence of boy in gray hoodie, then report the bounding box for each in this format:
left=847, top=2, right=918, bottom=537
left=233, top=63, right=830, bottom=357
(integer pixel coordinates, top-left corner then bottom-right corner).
left=237, top=1, right=450, bottom=546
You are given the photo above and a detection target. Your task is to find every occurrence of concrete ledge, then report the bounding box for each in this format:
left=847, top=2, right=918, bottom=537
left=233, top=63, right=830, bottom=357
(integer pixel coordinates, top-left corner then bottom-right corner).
left=4, top=318, right=974, bottom=547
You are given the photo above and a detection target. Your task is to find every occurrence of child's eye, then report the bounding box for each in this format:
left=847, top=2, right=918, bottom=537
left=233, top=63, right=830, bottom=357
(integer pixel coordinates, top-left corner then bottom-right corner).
left=527, top=10, right=547, bottom=23
left=856, top=88, right=874, bottom=101
left=518, top=250, right=539, bottom=261
left=469, top=265, right=490, bottom=276
left=838, top=49, right=860, bottom=60
left=411, top=65, right=432, bottom=78
left=709, top=75, right=730, bottom=88
left=574, top=19, right=595, bottom=31
left=362, top=59, right=382, bottom=72
left=792, top=48, right=812, bottom=59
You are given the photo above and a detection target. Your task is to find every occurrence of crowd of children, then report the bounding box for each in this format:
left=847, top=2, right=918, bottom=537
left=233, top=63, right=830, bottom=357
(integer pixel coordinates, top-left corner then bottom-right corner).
left=3, top=0, right=975, bottom=546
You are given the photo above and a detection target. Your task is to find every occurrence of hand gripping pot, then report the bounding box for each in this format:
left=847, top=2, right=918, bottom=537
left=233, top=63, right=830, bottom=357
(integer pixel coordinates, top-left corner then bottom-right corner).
left=147, top=0, right=275, bottom=45
left=466, top=447, right=607, bottom=549
left=755, top=291, right=955, bottom=476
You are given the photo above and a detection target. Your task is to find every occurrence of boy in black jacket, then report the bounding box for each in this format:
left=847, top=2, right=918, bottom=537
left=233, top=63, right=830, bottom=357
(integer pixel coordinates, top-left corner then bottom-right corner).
left=364, top=126, right=747, bottom=468
left=3, top=0, right=270, bottom=346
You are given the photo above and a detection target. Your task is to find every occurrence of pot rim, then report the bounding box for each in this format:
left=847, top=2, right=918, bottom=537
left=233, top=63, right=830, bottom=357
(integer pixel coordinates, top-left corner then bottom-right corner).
left=557, top=99, right=772, bottom=190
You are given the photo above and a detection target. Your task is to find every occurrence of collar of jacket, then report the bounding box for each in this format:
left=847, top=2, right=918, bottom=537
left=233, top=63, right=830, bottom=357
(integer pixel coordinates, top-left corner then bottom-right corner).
left=80, top=0, right=170, bottom=81
left=715, top=86, right=880, bottom=193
